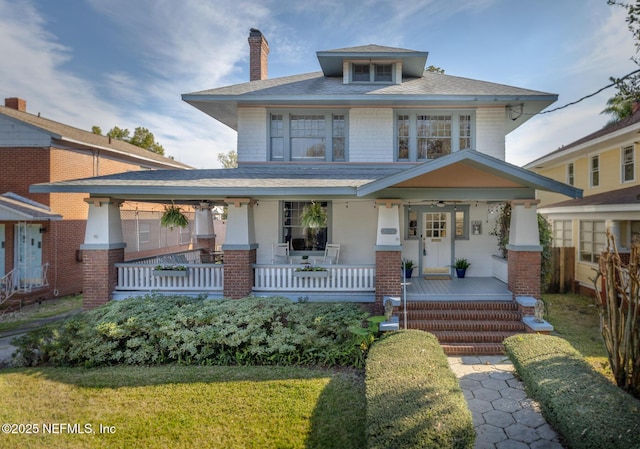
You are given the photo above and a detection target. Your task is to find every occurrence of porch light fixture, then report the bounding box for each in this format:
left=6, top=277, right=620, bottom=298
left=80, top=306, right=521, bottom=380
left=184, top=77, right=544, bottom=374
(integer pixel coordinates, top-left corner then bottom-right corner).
left=436, top=201, right=445, bottom=208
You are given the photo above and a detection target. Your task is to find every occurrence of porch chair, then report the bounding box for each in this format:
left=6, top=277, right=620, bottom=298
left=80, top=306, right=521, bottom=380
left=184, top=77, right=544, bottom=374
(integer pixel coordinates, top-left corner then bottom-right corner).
left=320, top=244, right=340, bottom=264
left=272, top=242, right=290, bottom=264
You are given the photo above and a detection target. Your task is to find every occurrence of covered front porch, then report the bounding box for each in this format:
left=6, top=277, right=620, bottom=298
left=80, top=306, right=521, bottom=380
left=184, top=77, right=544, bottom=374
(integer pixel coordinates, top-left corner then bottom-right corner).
left=112, top=247, right=510, bottom=302
left=29, top=150, right=582, bottom=311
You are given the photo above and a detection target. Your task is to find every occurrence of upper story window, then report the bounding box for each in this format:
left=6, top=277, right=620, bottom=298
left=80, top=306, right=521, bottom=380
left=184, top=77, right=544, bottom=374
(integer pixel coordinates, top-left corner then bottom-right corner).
left=396, top=111, right=474, bottom=161
left=623, top=145, right=634, bottom=182
left=567, top=162, right=574, bottom=186
left=351, top=63, right=395, bottom=83
left=269, top=111, right=347, bottom=162
left=590, top=155, right=600, bottom=187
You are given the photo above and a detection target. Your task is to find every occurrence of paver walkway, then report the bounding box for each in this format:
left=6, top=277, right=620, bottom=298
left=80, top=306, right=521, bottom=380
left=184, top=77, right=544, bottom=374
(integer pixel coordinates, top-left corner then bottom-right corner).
left=448, top=356, right=565, bottom=449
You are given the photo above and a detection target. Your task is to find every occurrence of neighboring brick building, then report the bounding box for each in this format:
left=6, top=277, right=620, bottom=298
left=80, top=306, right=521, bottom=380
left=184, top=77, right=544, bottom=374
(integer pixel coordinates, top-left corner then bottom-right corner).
left=0, top=97, right=193, bottom=306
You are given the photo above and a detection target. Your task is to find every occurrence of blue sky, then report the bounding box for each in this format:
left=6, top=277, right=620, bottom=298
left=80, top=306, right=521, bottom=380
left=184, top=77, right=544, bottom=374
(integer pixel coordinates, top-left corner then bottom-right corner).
left=0, top=0, right=637, bottom=168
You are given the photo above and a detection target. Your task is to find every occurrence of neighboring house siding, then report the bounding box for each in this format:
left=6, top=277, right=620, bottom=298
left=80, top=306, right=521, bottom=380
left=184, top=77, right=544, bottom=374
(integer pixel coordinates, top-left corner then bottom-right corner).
left=0, top=147, right=51, bottom=205
left=237, top=107, right=267, bottom=162
left=476, top=108, right=505, bottom=160
left=349, top=108, right=393, bottom=162
left=535, top=163, right=570, bottom=207
left=0, top=117, right=51, bottom=147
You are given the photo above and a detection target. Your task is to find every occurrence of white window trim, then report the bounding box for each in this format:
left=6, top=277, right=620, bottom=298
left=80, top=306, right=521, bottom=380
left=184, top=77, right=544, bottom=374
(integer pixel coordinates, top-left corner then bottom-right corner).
left=268, top=109, right=349, bottom=162
left=394, top=110, right=476, bottom=162
left=346, top=60, right=400, bottom=84
left=622, top=144, right=635, bottom=183
left=567, top=162, right=574, bottom=186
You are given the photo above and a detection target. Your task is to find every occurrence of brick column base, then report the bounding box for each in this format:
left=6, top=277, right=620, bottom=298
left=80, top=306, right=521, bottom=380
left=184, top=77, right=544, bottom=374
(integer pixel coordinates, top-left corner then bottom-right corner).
left=508, top=249, right=541, bottom=299
left=223, top=249, right=256, bottom=299
left=82, top=248, right=124, bottom=310
left=375, top=250, right=401, bottom=315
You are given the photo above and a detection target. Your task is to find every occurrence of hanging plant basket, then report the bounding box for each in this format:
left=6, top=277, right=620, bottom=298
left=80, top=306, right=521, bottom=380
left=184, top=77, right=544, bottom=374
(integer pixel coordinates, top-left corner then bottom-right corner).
left=161, top=203, right=189, bottom=230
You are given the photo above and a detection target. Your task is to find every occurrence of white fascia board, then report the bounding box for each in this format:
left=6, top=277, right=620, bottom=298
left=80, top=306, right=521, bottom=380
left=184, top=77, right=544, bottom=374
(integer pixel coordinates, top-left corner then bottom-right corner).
left=539, top=203, right=640, bottom=215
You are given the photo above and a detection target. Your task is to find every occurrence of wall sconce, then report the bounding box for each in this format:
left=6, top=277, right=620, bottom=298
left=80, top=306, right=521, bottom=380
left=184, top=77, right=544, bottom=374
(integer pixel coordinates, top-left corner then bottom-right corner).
left=39, top=227, right=47, bottom=233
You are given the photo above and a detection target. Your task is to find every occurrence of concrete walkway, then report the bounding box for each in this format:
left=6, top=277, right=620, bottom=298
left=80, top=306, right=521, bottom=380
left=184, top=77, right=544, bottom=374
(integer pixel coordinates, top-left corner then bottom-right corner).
left=448, top=356, right=565, bottom=449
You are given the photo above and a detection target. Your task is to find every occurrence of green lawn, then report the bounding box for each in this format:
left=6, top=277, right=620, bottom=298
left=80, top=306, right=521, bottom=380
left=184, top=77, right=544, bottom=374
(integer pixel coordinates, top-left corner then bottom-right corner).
left=0, top=365, right=366, bottom=449
left=0, top=295, right=81, bottom=334
left=543, top=293, right=611, bottom=378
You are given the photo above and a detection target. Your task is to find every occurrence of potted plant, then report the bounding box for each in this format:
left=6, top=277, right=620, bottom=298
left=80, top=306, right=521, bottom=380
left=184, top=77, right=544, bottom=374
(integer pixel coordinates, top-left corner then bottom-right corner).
left=153, top=264, right=189, bottom=277
left=452, top=258, right=471, bottom=278
left=300, top=202, right=327, bottom=250
left=160, top=202, right=189, bottom=230
left=402, top=258, right=415, bottom=279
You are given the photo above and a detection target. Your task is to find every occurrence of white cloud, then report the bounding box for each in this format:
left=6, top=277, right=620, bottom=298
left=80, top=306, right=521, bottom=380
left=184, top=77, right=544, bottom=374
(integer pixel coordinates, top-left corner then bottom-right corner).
left=0, top=0, right=119, bottom=128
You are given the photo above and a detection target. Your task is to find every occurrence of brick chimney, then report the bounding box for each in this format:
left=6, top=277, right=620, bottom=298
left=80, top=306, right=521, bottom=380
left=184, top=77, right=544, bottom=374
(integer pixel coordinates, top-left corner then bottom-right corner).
left=4, top=97, right=26, bottom=112
left=248, top=28, right=269, bottom=81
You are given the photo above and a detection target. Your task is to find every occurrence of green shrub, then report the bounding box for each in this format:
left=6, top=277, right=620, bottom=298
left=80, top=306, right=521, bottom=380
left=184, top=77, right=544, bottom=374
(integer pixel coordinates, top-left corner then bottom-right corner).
left=12, top=295, right=371, bottom=368
left=365, top=330, right=474, bottom=449
left=504, top=334, right=640, bottom=449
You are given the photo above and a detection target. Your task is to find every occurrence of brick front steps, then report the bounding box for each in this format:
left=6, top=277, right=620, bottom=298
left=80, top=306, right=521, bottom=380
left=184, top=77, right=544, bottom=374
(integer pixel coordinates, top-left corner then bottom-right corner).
left=404, top=300, right=525, bottom=355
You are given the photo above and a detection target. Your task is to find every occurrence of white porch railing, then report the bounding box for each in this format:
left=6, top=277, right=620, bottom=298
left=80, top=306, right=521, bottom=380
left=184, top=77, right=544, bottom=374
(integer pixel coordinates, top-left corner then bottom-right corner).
left=253, top=264, right=375, bottom=292
left=115, top=263, right=224, bottom=292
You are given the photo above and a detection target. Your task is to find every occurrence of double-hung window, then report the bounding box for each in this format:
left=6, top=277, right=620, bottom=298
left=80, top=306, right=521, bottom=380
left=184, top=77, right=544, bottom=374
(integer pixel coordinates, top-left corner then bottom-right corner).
left=552, top=220, right=572, bottom=247
left=623, top=145, right=634, bottom=182
left=579, top=220, right=605, bottom=263
left=269, top=112, right=347, bottom=162
left=590, top=155, right=600, bottom=187
left=396, top=111, right=474, bottom=161
left=567, top=162, right=574, bottom=186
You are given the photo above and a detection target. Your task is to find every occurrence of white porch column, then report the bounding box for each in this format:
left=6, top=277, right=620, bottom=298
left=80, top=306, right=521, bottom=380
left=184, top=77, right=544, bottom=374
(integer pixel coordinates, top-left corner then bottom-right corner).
left=195, top=203, right=215, bottom=238
left=81, top=197, right=125, bottom=250
left=222, top=198, right=257, bottom=299
left=374, top=199, right=402, bottom=314
left=375, top=199, right=402, bottom=247
left=223, top=198, right=257, bottom=248
left=80, top=197, right=125, bottom=310
left=508, top=199, right=541, bottom=250
left=507, top=199, right=542, bottom=299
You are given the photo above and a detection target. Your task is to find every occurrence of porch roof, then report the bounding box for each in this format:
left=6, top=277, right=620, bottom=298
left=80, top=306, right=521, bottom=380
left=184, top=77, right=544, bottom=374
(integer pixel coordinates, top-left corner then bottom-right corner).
left=30, top=150, right=582, bottom=203
left=0, top=192, right=62, bottom=221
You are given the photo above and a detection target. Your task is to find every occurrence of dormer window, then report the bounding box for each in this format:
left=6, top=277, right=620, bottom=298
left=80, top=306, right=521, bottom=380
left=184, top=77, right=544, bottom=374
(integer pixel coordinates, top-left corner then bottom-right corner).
left=350, top=62, right=396, bottom=83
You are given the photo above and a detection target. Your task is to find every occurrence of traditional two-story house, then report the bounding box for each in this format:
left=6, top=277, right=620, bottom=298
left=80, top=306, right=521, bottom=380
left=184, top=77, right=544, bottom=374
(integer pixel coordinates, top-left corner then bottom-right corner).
left=0, top=98, right=194, bottom=308
left=525, top=107, right=640, bottom=296
left=32, top=30, right=581, bottom=352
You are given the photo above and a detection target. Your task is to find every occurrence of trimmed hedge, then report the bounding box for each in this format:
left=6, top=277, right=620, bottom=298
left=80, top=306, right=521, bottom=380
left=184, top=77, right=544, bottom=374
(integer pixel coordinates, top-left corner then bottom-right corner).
left=365, top=330, right=474, bottom=449
left=12, top=295, right=371, bottom=368
left=504, top=334, right=640, bottom=449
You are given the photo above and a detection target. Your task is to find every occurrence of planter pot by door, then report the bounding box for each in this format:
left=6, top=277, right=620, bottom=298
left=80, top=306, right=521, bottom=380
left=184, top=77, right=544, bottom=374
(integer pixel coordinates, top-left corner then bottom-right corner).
left=404, top=268, right=413, bottom=279
left=455, top=268, right=466, bottom=278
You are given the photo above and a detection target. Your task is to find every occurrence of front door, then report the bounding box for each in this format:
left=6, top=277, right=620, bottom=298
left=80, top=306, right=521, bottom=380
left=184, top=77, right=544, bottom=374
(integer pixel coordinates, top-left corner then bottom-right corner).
left=422, top=212, right=451, bottom=274
left=15, top=223, right=42, bottom=283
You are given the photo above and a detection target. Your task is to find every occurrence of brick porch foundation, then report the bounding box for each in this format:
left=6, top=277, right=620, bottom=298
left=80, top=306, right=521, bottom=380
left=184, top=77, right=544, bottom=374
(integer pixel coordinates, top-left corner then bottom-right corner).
left=82, top=248, right=124, bottom=310
left=374, top=250, right=401, bottom=315
left=507, top=249, right=541, bottom=299
left=223, top=249, right=256, bottom=299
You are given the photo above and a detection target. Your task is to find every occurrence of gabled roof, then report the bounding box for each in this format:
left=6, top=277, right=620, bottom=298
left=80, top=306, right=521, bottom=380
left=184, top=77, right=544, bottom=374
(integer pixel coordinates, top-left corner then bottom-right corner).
left=357, top=150, right=582, bottom=198
left=0, top=106, right=192, bottom=170
left=31, top=150, right=582, bottom=202
left=0, top=192, right=62, bottom=221
left=316, top=44, right=428, bottom=77
left=525, top=108, right=640, bottom=169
